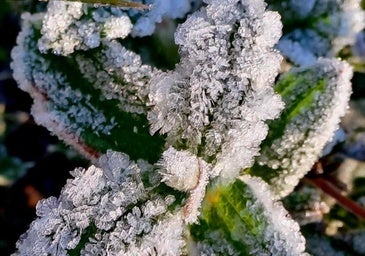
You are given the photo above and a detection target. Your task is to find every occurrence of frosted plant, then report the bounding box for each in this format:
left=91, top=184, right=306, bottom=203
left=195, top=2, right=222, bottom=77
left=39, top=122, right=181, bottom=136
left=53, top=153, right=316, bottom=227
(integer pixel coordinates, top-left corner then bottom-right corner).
left=38, top=0, right=198, bottom=56
left=11, top=11, right=165, bottom=162
left=13, top=150, right=186, bottom=256
left=129, top=0, right=202, bottom=37
left=266, top=0, right=365, bottom=66
left=9, top=0, right=358, bottom=255
left=146, top=0, right=285, bottom=223
left=191, top=175, right=307, bottom=255
left=248, top=58, right=353, bottom=198
left=148, top=0, right=284, bottom=182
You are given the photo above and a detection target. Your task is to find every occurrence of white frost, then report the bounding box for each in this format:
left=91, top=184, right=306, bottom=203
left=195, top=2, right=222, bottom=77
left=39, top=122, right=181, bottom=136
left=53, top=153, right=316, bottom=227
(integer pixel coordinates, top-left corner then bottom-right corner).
left=148, top=0, right=284, bottom=182
left=13, top=150, right=186, bottom=255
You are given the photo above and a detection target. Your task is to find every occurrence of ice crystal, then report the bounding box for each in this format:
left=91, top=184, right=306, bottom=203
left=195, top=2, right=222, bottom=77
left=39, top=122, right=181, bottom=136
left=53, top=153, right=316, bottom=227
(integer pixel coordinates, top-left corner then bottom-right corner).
left=158, top=146, right=210, bottom=191
left=37, top=0, right=197, bottom=56
left=13, top=150, right=186, bottom=255
left=267, top=0, right=365, bottom=65
left=148, top=0, right=284, bottom=182
left=75, top=39, right=156, bottom=114
left=39, top=0, right=133, bottom=55
left=157, top=147, right=212, bottom=223
left=195, top=231, right=240, bottom=256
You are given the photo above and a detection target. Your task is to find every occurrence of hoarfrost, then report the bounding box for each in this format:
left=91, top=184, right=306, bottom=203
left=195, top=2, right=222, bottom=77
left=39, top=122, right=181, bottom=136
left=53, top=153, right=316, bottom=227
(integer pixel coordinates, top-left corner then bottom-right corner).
left=258, top=58, right=353, bottom=197
left=239, top=175, right=307, bottom=256
left=37, top=0, right=198, bottom=55
left=13, top=150, right=186, bottom=255
left=148, top=0, right=284, bottom=182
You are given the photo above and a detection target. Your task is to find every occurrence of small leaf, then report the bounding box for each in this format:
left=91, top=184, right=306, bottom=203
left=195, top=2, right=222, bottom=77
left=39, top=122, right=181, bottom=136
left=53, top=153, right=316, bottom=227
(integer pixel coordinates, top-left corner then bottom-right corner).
left=248, top=58, right=353, bottom=197
left=11, top=13, right=165, bottom=162
left=190, top=175, right=307, bottom=255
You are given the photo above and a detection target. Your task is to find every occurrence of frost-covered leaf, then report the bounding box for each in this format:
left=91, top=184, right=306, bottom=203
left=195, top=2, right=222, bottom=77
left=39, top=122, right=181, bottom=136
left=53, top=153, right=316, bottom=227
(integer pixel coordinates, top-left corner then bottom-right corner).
left=267, top=0, right=365, bottom=65
left=39, top=0, right=133, bottom=55
left=13, top=150, right=187, bottom=255
left=248, top=58, right=353, bottom=197
left=148, top=0, right=284, bottom=182
left=39, top=0, right=196, bottom=55
left=11, top=12, right=165, bottom=162
left=190, top=175, right=307, bottom=255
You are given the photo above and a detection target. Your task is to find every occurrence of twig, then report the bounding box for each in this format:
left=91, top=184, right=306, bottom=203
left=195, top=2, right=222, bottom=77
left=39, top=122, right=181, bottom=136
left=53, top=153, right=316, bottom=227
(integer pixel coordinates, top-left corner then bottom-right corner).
left=305, top=176, right=365, bottom=219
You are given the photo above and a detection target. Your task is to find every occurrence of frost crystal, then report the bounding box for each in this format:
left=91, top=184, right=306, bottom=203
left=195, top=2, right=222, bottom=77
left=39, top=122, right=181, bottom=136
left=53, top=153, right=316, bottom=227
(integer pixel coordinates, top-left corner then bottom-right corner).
left=37, top=0, right=197, bottom=55
left=195, top=231, right=241, bottom=256
left=159, top=146, right=208, bottom=191
left=75, top=39, right=156, bottom=113
left=39, top=0, right=133, bottom=55
left=13, top=150, right=186, bottom=255
left=158, top=147, right=212, bottom=223
left=148, top=0, right=284, bottom=182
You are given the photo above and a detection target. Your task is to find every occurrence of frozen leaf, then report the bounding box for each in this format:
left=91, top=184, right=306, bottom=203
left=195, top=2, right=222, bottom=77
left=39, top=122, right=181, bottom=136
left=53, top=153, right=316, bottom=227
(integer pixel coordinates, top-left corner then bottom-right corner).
left=11, top=12, right=165, bottom=162
left=148, top=0, right=284, bottom=182
left=191, top=175, right=307, bottom=255
left=248, top=58, right=353, bottom=197
left=39, top=0, right=196, bottom=54
left=13, top=150, right=187, bottom=255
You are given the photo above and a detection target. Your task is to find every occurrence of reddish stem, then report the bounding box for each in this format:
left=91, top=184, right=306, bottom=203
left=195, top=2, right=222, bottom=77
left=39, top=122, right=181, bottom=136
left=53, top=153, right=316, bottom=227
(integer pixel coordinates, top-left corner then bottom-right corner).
left=305, top=177, right=365, bottom=219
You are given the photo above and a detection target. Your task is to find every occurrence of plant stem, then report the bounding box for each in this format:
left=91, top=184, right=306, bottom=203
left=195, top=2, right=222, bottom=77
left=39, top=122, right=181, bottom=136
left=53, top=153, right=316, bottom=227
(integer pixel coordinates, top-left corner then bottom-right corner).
left=41, top=0, right=150, bottom=9
left=305, top=176, right=365, bottom=219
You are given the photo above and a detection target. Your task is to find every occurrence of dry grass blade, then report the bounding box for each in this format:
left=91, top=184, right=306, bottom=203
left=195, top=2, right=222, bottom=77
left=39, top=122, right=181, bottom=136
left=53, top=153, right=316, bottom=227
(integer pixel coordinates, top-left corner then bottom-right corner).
left=40, top=0, right=150, bottom=9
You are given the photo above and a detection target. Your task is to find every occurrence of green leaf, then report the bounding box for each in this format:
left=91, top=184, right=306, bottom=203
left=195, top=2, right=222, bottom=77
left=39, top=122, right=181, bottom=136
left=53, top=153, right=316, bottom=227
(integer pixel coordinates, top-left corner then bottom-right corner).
left=11, top=13, right=165, bottom=162
left=247, top=58, right=353, bottom=197
left=190, top=175, right=307, bottom=255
